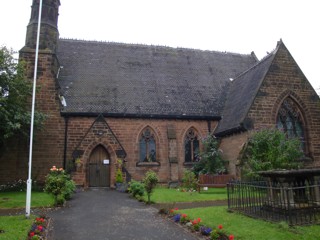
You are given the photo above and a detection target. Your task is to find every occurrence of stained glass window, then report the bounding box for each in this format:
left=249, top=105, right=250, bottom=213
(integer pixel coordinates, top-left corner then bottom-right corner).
left=276, top=98, right=306, bottom=152
left=139, top=128, right=156, bottom=162
left=185, top=128, right=199, bottom=162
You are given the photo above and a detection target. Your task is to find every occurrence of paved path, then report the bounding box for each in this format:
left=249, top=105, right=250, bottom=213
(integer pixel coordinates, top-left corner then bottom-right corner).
left=48, top=189, right=198, bottom=240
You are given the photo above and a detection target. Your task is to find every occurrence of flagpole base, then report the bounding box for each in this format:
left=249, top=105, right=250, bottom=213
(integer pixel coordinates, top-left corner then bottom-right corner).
left=26, top=179, right=32, bottom=218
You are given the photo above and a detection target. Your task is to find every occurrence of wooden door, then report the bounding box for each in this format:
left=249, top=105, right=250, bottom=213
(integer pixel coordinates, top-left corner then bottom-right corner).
left=89, top=145, right=110, bottom=187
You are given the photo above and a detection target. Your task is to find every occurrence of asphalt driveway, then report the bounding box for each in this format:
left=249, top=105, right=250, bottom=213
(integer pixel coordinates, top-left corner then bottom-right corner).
left=48, top=189, right=198, bottom=240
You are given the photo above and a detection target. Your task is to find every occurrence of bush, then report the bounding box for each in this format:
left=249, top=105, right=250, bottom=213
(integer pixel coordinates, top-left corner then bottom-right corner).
left=0, top=179, right=26, bottom=192
left=143, top=170, right=158, bottom=204
left=44, top=166, right=75, bottom=206
left=0, top=179, right=43, bottom=192
left=193, top=134, right=227, bottom=175
left=182, top=170, right=197, bottom=190
left=128, top=180, right=145, bottom=198
left=240, top=129, right=303, bottom=180
left=115, top=168, right=124, bottom=183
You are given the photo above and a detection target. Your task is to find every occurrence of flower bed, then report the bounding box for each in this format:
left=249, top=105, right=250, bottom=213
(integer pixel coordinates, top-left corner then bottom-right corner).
left=168, top=208, right=234, bottom=240
left=27, top=217, right=49, bottom=240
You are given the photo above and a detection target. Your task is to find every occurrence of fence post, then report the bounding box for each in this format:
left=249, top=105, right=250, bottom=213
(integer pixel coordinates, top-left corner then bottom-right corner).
left=286, top=188, right=292, bottom=226
left=227, top=183, right=230, bottom=209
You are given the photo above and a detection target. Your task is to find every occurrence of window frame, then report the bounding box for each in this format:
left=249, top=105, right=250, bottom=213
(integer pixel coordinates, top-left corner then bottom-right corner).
left=184, top=128, right=200, bottom=164
left=276, top=97, right=308, bottom=155
left=136, top=127, right=160, bottom=167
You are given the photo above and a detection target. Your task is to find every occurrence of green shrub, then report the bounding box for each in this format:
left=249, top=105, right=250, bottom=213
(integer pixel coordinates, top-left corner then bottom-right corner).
left=143, top=170, right=158, bottom=204
left=240, top=129, right=303, bottom=180
left=128, top=180, right=145, bottom=198
left=44, top=166, right=75, bottom=206
left=0, top=179, right=26, bottom=192
left=193, top=134, right=227, bottom=175
left=115, top=168, right=123, bottom=183
left=182, top=170, right=197, bottom=190
left=0, top=179, right=43, bottom=192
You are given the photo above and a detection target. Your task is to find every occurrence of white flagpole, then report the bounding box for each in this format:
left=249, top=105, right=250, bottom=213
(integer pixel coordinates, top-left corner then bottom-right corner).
left=26, top=0, right=43, bottom=219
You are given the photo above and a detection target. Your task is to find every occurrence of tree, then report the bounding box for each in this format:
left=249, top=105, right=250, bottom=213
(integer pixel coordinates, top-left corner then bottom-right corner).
left=143, top=170, right=158, bottom=204
left=240, top=128, right=303, bottom=180
left=0, top=46, right=45, bottom=149
left=182, top=169, right=197, bottom=190
left=193, top=134, right=227, bottom=175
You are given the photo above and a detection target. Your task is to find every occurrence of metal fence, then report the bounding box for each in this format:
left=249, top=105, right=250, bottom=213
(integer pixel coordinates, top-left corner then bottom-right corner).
left=227, top=181, right=320, bottom=225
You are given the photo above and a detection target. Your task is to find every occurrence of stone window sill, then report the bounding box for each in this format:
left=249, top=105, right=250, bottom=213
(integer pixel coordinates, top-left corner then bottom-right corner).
left=183, top=162, right=195, bottom=166
left=136, top=161, right=161, bottom=167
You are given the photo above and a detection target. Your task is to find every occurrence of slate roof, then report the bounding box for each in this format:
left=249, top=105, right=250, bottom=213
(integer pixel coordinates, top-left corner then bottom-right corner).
left=57, top=39, right=258, bottom=118
left=214, top=45, right=279, bottom=136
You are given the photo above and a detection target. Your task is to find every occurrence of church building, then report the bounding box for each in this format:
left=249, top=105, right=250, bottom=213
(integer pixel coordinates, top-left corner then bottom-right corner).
left=1, top=0, right=319, bottom=187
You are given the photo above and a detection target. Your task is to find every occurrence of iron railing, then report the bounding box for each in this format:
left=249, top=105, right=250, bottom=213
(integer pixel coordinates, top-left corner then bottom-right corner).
left=227, top=181, right=320, bottom=225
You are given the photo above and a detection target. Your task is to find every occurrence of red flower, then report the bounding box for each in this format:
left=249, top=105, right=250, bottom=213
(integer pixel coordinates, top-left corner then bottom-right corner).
left=229, top=235, right=234, bottom=240
left=174, top=208, right=179, bottom=210
left=29, top=232, right=35, bottom=237
left=35, top=217, right=45, bottom=226
left=197, top=218, right=201, bottom=222
left=181, top=214, right=187, bottom=218
left=218, top=224, right=223, bottom=229
left=37, top=225, right=43, bottom=231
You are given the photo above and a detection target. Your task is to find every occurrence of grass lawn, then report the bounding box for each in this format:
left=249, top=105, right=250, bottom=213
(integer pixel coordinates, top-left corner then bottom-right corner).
left=0, top=191, right=54, bottom=209
left=0, top=192, right=54, bottom=239
left=179, top=206, right=320, bottom=240
left=0, top=215, right=35, bottom=239
left=142, top=187, right=228, bottom=203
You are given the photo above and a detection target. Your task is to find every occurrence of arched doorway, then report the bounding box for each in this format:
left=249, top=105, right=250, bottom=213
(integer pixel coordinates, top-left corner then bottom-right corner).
left=88, top=145, right=110, bottom=187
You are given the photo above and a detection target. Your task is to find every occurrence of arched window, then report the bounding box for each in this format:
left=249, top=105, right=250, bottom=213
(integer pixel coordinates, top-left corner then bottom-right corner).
left=184, top=128, right=200, bottom=162
left=139, top=128, right=156, bottom=162
left=276, top=97, right=306, bottom=152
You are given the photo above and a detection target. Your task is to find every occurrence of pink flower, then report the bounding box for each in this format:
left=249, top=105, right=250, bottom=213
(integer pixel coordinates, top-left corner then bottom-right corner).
left=37, top=225, right=43, bottom=231
left=50, top=165, right=57, bottom=171
left=229, top=234, right=235, bottom=240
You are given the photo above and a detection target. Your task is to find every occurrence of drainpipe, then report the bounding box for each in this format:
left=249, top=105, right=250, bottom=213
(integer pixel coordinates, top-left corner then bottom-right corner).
left=63, top=117, right=69, bottom=169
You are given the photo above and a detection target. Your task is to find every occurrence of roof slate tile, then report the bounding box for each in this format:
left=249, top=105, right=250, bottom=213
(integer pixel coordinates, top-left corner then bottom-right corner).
left=57, top=39, right=257, bottom=117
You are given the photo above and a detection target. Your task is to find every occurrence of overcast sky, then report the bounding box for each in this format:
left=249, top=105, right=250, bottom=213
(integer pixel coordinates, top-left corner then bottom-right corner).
left=1, top=0, right=319, bottom=91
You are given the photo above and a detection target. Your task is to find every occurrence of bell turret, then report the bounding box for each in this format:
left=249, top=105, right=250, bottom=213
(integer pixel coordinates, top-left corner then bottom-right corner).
left=25, top=0, right=60, bottom=51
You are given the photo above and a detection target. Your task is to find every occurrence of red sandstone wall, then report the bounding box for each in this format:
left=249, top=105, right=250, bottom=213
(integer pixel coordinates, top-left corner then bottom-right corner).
left=248, top=45, right=320, bottom=167
left=247, top=44, right=320, bottom=166
left=219, top=132, right=249, bottom=177
left=218, top=44, right=320, bottom=179
left=0, top=57, right=218, bottom=186
left=65, top=117, right=217, bottom=186
left=0, top=49, right=65, bottom=184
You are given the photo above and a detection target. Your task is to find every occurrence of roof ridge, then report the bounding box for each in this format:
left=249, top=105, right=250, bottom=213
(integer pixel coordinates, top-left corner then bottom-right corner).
left=231, top=45, right=278, bottom=82
left=58, top=37, right=254, bottom=57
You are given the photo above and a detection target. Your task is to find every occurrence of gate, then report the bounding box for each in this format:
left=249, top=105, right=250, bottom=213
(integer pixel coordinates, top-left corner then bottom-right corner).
left=88, top=145, right=110, bottom=187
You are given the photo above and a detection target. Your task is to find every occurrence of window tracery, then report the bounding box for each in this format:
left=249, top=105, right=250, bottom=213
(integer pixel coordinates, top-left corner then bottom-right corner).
left=276, top=97, right=306, bottom=152
left=184, top=128, right=199, bottom=162
left=139, top=128, right=156, bottom=162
